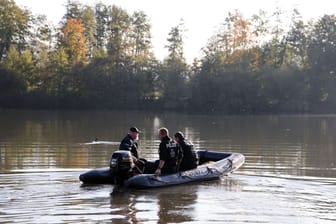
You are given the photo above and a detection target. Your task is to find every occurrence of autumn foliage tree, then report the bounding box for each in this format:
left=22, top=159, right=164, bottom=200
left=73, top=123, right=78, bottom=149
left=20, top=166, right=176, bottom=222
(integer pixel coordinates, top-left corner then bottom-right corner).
left=62, top=18, right=88, bottom=66
left=1, top=0, right=336, bottom=113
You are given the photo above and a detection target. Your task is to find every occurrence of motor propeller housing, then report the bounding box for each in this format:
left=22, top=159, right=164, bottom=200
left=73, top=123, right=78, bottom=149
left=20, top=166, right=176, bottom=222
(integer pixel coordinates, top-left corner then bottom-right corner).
left=110, top=150, right=135, bottom=184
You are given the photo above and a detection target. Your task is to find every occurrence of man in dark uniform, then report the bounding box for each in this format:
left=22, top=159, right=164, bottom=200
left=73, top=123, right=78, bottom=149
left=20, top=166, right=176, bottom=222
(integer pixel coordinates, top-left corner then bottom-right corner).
left=155, top=127, right=182, bottom=176
left=174, top=131, right=198, bottom=171
left=118, top=126, right=148, bottom=174
left=119, top=126, right=140, bottom=159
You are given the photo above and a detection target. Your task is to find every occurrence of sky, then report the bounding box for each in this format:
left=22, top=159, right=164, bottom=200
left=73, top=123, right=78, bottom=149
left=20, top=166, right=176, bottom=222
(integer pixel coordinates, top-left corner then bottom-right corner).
left=15, top=0, right=336, bottom=63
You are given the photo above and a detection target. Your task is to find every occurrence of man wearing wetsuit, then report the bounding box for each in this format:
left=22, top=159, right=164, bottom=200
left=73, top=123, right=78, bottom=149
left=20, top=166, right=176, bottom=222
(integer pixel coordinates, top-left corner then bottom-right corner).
left=174, top=131, right=198, bottom=171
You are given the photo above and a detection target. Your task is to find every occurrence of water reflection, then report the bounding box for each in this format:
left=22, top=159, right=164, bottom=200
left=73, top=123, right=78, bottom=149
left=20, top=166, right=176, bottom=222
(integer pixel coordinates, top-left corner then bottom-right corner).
left=109, top=184, right=198, bottom=223
left=156, top=187, right=197, bottom=223
left=1, top=110, right=336, bottom=223
left=0, top=170, right=335, bottom=224
left=109, top=190, right=139, bottom=223
left=1, top=110, right=335, bottom=179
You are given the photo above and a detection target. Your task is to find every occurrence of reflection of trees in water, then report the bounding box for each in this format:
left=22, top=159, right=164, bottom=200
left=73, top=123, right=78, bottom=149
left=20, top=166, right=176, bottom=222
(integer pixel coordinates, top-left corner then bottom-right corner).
left=147, top=184, right=199, bottom=223
left=110, top=188, right=138, bottom=224
left=156, top=188, right=197, bottom=223
left=108, top=178, right=244, bottom=223
left=109, top=184, right=199, bottom=223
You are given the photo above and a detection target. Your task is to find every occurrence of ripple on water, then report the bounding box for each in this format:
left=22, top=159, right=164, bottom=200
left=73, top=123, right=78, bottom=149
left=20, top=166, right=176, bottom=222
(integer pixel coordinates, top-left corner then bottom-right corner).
left=0, top=172, right=336, bottom=223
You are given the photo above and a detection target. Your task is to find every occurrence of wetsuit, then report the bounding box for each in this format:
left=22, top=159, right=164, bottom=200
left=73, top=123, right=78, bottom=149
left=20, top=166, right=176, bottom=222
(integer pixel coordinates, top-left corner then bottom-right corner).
left=179, top=140, right=198, bottom=171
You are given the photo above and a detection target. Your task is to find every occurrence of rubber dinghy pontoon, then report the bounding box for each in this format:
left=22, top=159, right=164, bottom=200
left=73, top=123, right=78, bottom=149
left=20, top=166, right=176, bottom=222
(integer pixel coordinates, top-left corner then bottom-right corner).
left=79, top=150, right=245, bottom=189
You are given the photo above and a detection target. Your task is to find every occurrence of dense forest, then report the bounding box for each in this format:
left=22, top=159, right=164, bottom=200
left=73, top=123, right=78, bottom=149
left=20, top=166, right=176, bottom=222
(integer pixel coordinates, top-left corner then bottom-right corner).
left=1, top=0, right=336, bottom=113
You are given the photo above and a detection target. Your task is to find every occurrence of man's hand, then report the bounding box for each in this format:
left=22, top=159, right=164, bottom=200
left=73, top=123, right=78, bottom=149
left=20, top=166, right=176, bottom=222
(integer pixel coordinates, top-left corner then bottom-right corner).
left=132, top=156, right=138, bottom=163
left=155, top=168, right=161, bottom=176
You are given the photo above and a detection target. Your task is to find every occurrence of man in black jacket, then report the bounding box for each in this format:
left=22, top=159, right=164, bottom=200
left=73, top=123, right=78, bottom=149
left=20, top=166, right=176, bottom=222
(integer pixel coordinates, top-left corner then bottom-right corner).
left=119, top=126, right=140, bottom=159
left=174, top=131, right=198, bottom=171
left=118, top=126, right=148, bottom=174
left=155, top=127, right=182, bottom=176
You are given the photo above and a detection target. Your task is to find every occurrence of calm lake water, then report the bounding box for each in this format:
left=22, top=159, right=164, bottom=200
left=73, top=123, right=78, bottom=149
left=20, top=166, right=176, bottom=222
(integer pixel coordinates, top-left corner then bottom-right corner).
left=0, top=110, right=335, bottom=223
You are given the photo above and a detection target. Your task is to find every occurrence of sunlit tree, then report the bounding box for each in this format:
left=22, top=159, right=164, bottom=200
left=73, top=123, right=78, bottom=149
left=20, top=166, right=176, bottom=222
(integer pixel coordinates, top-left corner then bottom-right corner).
left=130, top=11, right=153, bottom=69
left=64, top=0, right=82, bottom=19
left=0, top=0, right=30, bottom=60
left=94, top=2, right=109, bottom=51
left=106, top=5, right=131, bottom=63
left=62, top=18, right=88, bottom=65
left=2, top=45, right=35, bottom=91
left=160, top=21, right=189, bottom=109
left=306, top=15, right=336, bottom=110
left=81, top=5, right=96, bottom=59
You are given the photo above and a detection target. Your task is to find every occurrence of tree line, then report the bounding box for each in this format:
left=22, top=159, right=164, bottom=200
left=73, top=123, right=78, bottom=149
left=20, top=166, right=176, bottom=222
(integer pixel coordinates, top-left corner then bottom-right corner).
left=1, top=0, right=336, bottom=114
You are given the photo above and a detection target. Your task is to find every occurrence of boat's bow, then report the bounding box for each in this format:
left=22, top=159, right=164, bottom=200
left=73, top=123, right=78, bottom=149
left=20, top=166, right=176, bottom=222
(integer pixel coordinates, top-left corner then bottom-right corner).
left=125, top=152, right=245, bottom=189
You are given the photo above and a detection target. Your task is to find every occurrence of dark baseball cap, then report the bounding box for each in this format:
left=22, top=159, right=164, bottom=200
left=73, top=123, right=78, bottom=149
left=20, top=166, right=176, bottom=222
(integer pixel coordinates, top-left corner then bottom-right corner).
left=129, top=127, right=141, bottom=133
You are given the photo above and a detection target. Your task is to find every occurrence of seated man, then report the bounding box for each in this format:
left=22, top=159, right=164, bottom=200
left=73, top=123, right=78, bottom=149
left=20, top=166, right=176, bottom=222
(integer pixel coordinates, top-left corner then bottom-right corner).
left=174, top=131, right=198, bottom=171
left=119, top=126, right=145, bottom=173
left=119, top=126, right=140, bottom=158
left=154, top=127, right=182, bottom=176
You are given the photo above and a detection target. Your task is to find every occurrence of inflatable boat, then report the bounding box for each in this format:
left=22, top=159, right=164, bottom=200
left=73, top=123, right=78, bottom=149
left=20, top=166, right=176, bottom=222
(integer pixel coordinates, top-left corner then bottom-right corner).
left=79, top=150, right=245, bottom=189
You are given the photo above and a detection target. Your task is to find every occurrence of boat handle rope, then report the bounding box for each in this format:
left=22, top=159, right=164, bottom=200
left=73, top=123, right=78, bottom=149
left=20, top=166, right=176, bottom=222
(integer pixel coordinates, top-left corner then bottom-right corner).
left=227, top=158, right=233, bottom=170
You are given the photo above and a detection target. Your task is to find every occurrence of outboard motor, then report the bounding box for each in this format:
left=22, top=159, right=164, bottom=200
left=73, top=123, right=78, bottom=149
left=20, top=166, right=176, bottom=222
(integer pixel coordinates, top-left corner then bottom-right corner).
left=110, top=150, right=134, bottom=185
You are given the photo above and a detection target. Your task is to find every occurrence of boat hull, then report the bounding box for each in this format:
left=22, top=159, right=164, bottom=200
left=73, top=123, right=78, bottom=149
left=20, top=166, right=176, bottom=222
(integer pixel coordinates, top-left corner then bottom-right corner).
left=125, top=152, right=244, bottom=188
left=79, top=150, right=245, bottom=188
